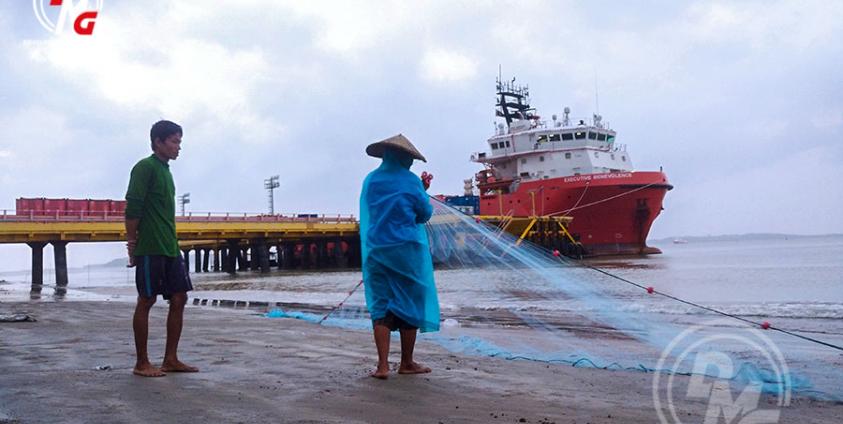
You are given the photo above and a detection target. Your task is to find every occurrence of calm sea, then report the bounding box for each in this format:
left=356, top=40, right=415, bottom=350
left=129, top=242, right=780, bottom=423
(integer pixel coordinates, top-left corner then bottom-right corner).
left=2, top=235, right=841, bottom=320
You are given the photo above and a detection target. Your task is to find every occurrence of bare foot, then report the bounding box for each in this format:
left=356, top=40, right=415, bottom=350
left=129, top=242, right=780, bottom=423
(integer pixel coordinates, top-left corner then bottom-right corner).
left=398, top=361, right=431, bottom=375
left=161, top=360, right=199, bottom=373
left=133, top=363, right=166, bottom=377
left=370, top=364, right=389, bottom=380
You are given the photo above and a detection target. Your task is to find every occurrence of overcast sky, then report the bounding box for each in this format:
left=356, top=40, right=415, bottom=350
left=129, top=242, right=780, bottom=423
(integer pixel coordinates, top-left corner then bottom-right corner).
left=1, top=0, right=842, bottom=271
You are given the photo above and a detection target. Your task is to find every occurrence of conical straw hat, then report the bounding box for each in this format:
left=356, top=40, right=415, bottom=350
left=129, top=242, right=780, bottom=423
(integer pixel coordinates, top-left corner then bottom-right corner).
left=366, top=133, right=427, bottom=162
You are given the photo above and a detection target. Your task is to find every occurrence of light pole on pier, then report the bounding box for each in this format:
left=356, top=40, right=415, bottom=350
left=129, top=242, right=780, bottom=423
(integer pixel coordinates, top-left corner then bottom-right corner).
left=264, top=175, right=280, bottom=214
left=178, top=193, right=190, bottom=216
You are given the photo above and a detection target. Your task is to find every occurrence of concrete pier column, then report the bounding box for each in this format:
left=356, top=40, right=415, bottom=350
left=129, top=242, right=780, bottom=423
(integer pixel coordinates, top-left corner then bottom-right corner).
left=249, top=244, right=259, bottom=271
left=213, top=248, right=220, bottom=272
left=52, top=241, right=68, bottom=294
left=27, top=242, right=47, bottom=300
left=225, top=241, right=238, bottom=274
left=194, top=248, right=202, bottom=273
left=202, top=249, right=209, bottom=272
left=182, top=250, right=191, bottom=273
left=301, top=242, right=311, bottom=269
left=316, top=240, right=327, bottom=268
left=279, top=243, right=292, bottom=269
left=28, top=242, right=46, bottom=294
left=256, top=239, right=270, bottom=274
left=237, top=247, right=249, bottom=271
left=347, top=237, right=361, bottom=267
left=333, top=239, right=347, bottom=268
left=237, top=247, right=247, bottom=271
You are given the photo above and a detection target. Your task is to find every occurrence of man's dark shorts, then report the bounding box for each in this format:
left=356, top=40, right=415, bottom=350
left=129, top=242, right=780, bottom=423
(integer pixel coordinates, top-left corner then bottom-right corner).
left=135, top=255, right=192, bottom=300
left=373, top=311, right=417, bottom=331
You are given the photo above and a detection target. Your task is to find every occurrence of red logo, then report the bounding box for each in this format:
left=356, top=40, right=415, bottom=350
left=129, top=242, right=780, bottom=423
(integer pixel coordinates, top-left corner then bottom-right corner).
left=33, top=0, right=103, bottom=36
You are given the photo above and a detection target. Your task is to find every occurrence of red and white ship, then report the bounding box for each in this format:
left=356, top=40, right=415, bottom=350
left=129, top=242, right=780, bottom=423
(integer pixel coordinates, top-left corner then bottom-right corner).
left=471, top=77, right=672, bottom=256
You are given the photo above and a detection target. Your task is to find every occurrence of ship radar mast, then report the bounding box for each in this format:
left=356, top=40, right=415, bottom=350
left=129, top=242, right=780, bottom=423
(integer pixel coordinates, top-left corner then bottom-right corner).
left=495, top=76, right=538, bottom=126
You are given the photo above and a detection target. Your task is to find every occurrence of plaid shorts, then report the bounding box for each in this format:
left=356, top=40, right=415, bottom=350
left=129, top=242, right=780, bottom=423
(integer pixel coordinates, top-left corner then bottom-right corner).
left=135, top=255, right=193, bottom=300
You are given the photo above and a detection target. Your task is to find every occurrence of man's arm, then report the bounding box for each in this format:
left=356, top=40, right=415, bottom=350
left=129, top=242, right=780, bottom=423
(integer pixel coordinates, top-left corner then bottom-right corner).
left=125, top=218, right=139, bottom=267
left=125, top=161, right=150, bottom=267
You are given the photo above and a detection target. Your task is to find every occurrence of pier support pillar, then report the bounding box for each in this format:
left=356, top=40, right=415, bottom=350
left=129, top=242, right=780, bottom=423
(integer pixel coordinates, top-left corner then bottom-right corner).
left=333, top=239, right=347, bottom=268
left=254, top=239, right=270, bottom=273
left=182, top=250, right=190, bottom=273
left=237, top=247, right=247, bottom=271
left=316, top=240, right=327, bottom=268
left=250, top=244, right=259, bottom=271
left=213, top=248, right=220, bottom=272
left=279, top=243, right=291, bottom=269
left=225, top=241, right=238, bottom=274
left=28, top=242, right=46, bottom=294
left=52, top=241, right=68, bottom=295
left=202, top=249, right=210, bottom=272
left=301, top=242, right=312, bottom=269
left=194, top=248, right=202, bottom=273
left=346, top=237, right=361, bottom=267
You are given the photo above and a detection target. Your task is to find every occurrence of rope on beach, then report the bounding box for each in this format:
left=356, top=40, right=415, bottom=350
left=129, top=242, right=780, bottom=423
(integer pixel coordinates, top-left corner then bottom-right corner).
left=318, top=279, right=364, bottom=324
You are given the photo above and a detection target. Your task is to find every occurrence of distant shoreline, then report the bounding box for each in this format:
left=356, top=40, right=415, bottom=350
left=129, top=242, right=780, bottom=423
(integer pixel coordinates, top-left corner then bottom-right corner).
left=1, top=233, right=842, bottom=274
left=650, top=233, right=843, bottom=244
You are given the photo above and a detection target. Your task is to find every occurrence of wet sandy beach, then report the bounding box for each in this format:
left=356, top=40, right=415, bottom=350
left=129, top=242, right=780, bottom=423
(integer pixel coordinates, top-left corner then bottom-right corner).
left=1, top=300, right=841, bottom=424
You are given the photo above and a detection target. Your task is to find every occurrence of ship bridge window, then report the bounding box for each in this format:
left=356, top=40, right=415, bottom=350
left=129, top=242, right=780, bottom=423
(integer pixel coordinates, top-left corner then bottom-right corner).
left=505, top=140, right=511, bottom=147
left=537, top=135, right=548, bottom=143
left=565, top=152, right=571, bottom=159
left=588, top=132, right=598, bottom=140
left=549, top=134, right=561, bottom=142
left=574, top=131, right=586, bottom=140
left=597, top=133, right=607, bottom=141
left=607, top=135, right=615, bottom=143
left=491, top=142, right=499, bottom=149
left=561, top=133, right=574, bottom=141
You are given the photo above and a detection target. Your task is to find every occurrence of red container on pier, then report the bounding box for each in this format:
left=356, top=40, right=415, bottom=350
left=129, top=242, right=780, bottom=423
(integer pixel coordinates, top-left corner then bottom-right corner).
left=15, top=197, right=127, bottom=218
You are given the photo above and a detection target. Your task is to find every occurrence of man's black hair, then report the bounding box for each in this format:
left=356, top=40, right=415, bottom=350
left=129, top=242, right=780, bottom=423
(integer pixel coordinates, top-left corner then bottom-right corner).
left=150, top=120, right=182, bottom=149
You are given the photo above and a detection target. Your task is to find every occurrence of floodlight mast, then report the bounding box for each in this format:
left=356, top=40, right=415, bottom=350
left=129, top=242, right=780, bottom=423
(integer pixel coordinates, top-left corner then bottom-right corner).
left=178, top=193, right=190, bottom=216
left=264, top=175, right=280, bottom=214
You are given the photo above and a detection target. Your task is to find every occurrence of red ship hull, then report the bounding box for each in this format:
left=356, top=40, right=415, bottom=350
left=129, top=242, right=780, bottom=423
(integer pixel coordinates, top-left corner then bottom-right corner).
left=478, top=171, right=672, bottom=256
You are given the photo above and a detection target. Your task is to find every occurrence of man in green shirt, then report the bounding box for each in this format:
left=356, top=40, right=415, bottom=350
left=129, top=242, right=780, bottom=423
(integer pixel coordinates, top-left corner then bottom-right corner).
left=125, top=120, right=198, bottom=377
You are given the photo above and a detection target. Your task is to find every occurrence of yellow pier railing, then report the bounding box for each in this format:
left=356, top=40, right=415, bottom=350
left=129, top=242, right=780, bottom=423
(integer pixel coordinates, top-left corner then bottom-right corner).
left=0, top=212, right=358, bottom=244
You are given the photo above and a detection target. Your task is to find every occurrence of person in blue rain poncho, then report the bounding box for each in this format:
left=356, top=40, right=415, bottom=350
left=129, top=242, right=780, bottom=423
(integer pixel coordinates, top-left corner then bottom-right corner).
left=360, top=134, right=439, bottom=380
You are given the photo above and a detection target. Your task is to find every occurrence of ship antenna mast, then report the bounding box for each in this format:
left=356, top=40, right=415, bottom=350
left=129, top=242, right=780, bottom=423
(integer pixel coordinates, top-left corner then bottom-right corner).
left=495, top=74, right=538, bottom=127
left=594, top=70, right=600, bottom=116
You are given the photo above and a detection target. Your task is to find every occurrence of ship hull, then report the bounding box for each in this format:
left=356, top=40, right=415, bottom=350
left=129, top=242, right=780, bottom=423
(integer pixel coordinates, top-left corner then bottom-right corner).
left=478, top=171, right=672, bottom=256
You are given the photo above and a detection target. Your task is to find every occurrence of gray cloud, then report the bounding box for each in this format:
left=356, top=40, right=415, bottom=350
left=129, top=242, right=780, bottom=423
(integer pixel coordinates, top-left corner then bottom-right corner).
left=1, top=1, right=842, bottom=270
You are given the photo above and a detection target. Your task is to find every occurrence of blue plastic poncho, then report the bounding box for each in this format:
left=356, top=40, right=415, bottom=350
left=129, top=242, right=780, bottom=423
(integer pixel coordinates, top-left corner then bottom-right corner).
left=360, top=149, right=440, bottom=332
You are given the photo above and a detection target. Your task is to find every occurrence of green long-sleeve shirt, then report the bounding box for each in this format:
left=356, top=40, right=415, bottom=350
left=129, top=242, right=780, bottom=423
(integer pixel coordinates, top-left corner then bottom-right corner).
left=125, top=155, right=179, bottom=257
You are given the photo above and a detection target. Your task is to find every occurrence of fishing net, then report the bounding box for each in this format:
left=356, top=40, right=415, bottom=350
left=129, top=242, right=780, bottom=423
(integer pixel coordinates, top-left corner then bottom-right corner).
left=269, top=198, right=843, bottom=401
